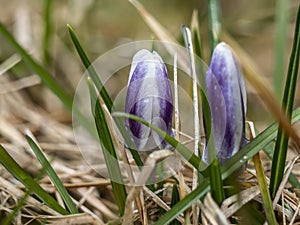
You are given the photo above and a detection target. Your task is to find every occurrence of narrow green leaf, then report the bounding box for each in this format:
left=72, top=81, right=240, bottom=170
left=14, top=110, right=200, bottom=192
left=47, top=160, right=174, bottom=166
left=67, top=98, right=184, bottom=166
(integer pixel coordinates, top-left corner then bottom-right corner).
left=67, top=25, right=143, bottom=168
left=273, top=0, right=289, bottom=100
left=190, top=10, right=203, bottom=59
left=153, top=106, right=300, bottom=225
left=0, top=22, right=72, bottom=111
left=156, top=180, right=210, bottom=225
left=87, top=79, right=127, bottom=215
left=170, top=184, right=181, bottom=225
left=26, top=135, right=78, bottom=214
left=113, top=112, right=201, bottom=170
left=207, top=157, right=224, bottom=205
left=42, top=0, right=52, bottom=65
left=208, top=0, right=221, bottom=53
left=263, top=141, right=300, bottom=188
left=287, top=171, right=300, bottom=189
left=223, top=108, right=300, bottom=179
left=0, top=145, right=68, bottom=215
left=170, top=184, right=180, bottom=208
left=253, top=153, right=277, bottom=225
left=67, top=25, right=112, bottom=111
left=270, top=6, right=300, bottom=199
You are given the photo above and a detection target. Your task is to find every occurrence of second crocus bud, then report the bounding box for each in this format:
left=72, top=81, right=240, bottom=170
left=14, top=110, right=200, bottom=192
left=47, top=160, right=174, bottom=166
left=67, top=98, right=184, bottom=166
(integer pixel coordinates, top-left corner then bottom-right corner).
left=203, top=42, right=247, bottom=165
left=125, top=49, right=173, bottom=152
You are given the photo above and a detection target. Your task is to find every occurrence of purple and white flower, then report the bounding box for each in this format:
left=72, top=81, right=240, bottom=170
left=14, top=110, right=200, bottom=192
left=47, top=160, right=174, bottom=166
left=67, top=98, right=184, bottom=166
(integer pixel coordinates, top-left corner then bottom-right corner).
left=203, top=42, right=247, bottom=165
left=125, top=49, right=173, bottom=151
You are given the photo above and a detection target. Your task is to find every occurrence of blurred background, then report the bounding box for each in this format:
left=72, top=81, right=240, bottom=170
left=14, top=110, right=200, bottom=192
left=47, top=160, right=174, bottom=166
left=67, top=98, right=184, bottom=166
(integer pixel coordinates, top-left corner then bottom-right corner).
left=0, top=0, right=299, bottom=131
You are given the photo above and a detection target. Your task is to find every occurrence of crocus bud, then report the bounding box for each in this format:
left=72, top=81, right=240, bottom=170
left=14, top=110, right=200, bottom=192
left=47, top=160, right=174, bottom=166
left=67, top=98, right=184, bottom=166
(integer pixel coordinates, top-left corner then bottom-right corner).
left=203, top=42, right=247, bottom=165
left=125, top=49, right=173, bottom=151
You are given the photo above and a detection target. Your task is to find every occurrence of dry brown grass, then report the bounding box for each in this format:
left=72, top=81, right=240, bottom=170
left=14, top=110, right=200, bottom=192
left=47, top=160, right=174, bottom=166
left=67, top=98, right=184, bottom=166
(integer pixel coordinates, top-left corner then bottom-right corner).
left=0, top=1, right=300, bottom=224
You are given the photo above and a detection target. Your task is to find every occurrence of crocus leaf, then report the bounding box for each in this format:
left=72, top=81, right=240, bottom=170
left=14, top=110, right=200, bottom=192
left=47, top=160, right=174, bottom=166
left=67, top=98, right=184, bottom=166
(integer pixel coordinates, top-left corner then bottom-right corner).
left=26, top=135, right=78, bottom=214
left=67, top=24, right=143, bottom=168
left=269, top=6, right=300, bottom=199
left=208, top=0, right=221, bottom=52
left=113, top=112, right=201, bottom=170
left=0, top=145, right=68, bottom=215
left=87, top=78, right=127, bottom=215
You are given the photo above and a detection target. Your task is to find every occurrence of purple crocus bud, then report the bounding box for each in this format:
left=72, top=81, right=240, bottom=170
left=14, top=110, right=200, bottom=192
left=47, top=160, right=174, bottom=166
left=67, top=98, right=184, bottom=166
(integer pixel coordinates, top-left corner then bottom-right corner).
left=203, top=42, right=247, bottom=165
left=125, top=49, right=173, bottom=151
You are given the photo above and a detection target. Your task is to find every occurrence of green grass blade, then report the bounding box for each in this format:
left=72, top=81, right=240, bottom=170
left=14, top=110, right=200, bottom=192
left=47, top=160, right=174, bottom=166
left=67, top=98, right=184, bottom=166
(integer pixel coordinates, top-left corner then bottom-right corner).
left=87, top=78, right=127, bottom=215
left=207, top=157, right=224, bottom=205
left=42, top=0, right=52, bottom=65
left=0, top=145, right=68, bottom=215
left=222, top=108, right=300, bottom=179
left=67, top=24, right=112, bottom=111
left=263, top=141, right=300, bottom=188
left=113, top=112, right=201, bottom=170
left=191, top=10, right=203, bottom=59
left=67, top=24, right=143, bottom=168
left=153, top=106, right=300, bottom=225
left=269, top=6, right=300, bottom=199
left=26, top=135, right=78, bottom=214
left=0, top=22, right=73, bottom=111
left=155, top=180, right=210, bottom=225
left=286, top=170, right=300, bottom=188
left=170, top=184, right=181, bottom=225
left=208, top=0, right=221, bottom=53
left=273, top=0, right=289, bottom=100
left=253, top=153, right=277, bottom=225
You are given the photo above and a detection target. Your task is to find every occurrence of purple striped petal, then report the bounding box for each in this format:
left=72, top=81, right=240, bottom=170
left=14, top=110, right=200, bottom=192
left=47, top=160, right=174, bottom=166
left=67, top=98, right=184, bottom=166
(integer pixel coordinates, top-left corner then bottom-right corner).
left=203, top=42, right=247, bottom=164
left=125, top=49, right=173, bottom=151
